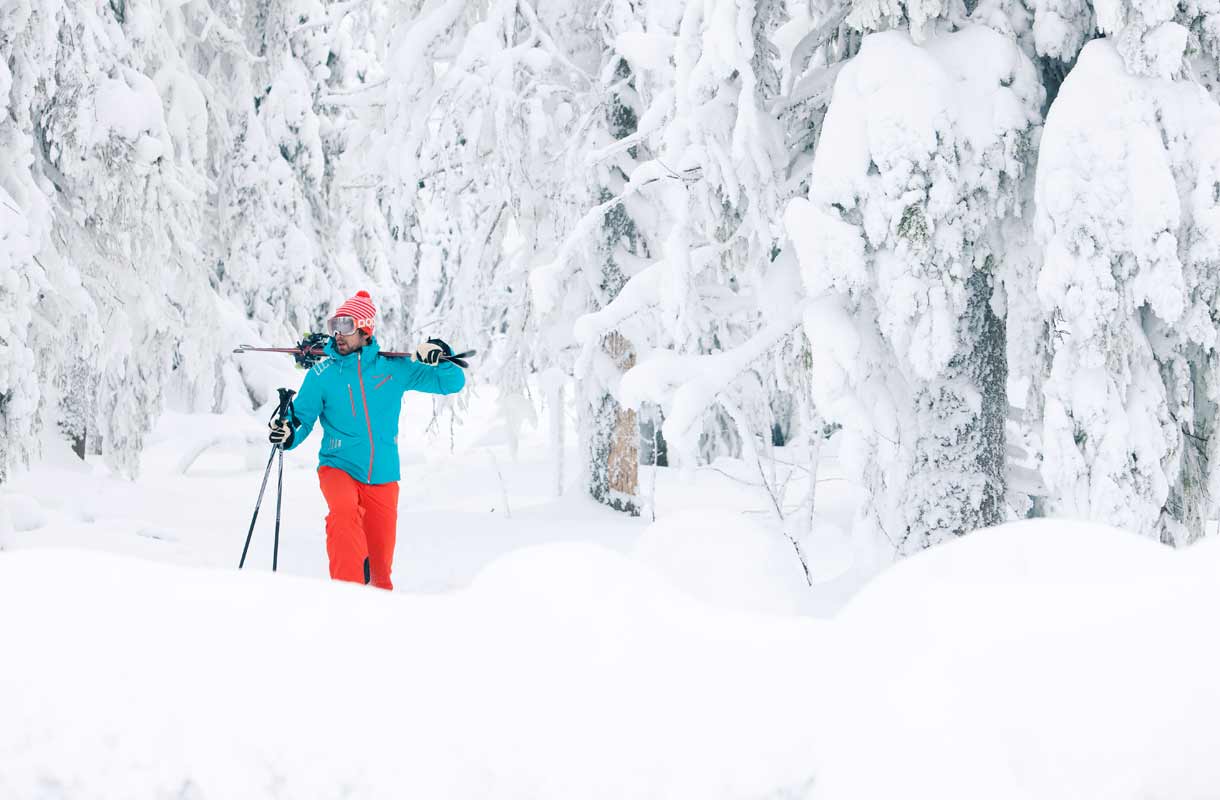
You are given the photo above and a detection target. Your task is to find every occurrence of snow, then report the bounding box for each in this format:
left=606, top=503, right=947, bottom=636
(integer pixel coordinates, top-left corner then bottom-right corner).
left=783, top=197, right=866, bottom=294
left=792, top=26, right=1041, bottom=378
left=614, top=30, right=678, bottom=73
left=633, top=508, right=813, bottom=616
left=784, top=24, right=1043, bottom=553
left=615, top=300, right=804, bottom=462
left=10, top=1, right=1220, bottom=796
left=155, top=65, right=209, bottom=164
left=1033, top=38, right=1220, bottom=541
left=93, top=71, right=166, bottom=143
left=1129, top=21, right=1189, bottom=77
left=0, top=492, right=46, bottom=532
left=2, top=385, right=836, bottom=797
left=7, top=404, right=1220, bottom=800
left=814, top=520, right=1220, bottom=799
left=847, top=0, right=950, bottom=43
left=0, top=544, right=824, bottom=799
left=529, top=159, right=671, bottom=315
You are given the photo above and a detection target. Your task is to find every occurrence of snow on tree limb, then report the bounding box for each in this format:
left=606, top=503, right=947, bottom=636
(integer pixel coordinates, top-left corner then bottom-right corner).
left=517, top=0, right=596, bottom=86
left=775, top=60, right=846, bottom=113
left=616, top=301, right=805, bottom=460
left=529, top=159, right=677, bottom=315
left=571, top=242, right=728, bottom=350
left=783, top=3, right=851, bottom=96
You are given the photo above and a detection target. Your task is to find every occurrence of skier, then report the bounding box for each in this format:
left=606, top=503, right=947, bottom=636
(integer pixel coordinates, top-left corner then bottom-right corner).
left=268, top=290, right=465, bottom=589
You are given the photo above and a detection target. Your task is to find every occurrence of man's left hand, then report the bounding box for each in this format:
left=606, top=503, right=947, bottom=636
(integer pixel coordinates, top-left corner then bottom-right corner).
left=269, top=420, right=295, bottom=447
left=415, top=338, right=453, bottom=365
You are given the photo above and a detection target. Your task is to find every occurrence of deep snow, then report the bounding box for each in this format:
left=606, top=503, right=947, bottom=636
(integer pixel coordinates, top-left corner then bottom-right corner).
left=3, top=384, right=1219, bottom=798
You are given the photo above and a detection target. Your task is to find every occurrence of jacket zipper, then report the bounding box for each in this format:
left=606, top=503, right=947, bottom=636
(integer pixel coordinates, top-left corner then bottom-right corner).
left=357, top=352, right=374, bottom=482
left=347, top=385, right=356, bottom=416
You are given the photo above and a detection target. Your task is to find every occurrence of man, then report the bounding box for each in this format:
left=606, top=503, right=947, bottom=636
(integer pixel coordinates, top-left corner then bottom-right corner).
left=268, top=290, right=465, bottom=589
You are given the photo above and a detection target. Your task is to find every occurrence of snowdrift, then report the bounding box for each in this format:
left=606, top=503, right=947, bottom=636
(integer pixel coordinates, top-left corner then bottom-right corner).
left=0, top=544, right=823, bottom=798
left=4, top=520, right=1219, bottom=799
left=815, top=520, right=1220, bottom=799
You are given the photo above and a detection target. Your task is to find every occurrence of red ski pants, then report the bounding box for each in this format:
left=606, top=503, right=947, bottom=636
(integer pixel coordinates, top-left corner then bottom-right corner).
left=317, top=466, right=400, bottom=590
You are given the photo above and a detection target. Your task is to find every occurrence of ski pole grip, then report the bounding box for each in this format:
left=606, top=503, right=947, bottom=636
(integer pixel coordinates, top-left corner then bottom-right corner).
left=275, top=388, right=296, bottom=422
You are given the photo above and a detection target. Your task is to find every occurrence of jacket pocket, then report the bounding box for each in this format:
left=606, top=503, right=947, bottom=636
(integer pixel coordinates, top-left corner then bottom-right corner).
left=347, top=385, right=356, bottom=417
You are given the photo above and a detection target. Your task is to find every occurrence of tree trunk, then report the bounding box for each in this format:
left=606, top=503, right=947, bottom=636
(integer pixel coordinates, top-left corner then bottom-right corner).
left=606, top=333, right=638, bottom=506
left=589, top=333, right=639, bottom=515
left=639, top=403, right=669, bottom=468
left=901, top=269, right=1007, bottom=551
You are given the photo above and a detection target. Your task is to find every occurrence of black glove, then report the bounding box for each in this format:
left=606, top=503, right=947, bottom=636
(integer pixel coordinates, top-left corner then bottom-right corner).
left=269, top=420, right=295, bottom=447
left=415, top=337, right=453, bottom=365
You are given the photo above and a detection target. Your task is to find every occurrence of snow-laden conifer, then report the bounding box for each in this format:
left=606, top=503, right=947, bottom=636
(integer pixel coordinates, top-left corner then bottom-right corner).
left=1035, top=39, right=1220, bottom=543
left=786, top=26, right=1042, bottom=555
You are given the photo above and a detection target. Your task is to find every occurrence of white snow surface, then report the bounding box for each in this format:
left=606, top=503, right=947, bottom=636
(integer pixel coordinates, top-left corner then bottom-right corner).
left=6, top=513, right=1218, bottom=797
left=633, top=507, right=812, bottom=616
left=0, top=545, right=823, bottom=799
left=2, top=385, right=1220, bottom=795
left=815, top=521, right=1220, bottom=800
left=4, top=387, right=1220, bottom=797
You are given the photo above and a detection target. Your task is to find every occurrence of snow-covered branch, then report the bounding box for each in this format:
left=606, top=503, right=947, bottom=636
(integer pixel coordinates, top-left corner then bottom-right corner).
left=528, top=159, right=687, bottom=314
left=618, top=301, right=805, bottom=450
left=783, top=3, right=851, bottom=96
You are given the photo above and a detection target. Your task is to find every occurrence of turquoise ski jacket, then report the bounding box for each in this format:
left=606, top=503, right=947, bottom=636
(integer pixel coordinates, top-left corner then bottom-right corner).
left=285, top=336, right=465, bottom=484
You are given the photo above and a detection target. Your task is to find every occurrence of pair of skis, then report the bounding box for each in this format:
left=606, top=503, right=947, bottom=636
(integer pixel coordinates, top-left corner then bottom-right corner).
left=233, top=342, right=475, bottom=369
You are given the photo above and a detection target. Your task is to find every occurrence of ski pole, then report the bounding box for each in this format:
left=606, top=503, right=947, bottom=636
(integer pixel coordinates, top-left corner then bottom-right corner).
left=273, top=445, right=284, bottom=572
left=239, top=388, right=296, bottom=570
left=239, top=446, right=277, bottom=569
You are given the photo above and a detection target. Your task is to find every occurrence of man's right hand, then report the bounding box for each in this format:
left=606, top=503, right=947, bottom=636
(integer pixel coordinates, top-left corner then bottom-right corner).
left=269, top=420, right=294, bottom=447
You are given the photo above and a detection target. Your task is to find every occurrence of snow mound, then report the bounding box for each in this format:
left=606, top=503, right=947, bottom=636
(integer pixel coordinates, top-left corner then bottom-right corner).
left=7, top=521, right=1219, bottom=799
left=0, top=545, right=823, bottom=799
left=633, top=508, right=812, bottom=616
left=813, top=519, right=1220, bottom=800
left=1, top=493, right=47, bottom=532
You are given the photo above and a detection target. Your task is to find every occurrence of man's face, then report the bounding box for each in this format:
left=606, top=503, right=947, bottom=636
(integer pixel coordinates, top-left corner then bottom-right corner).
left=333, top=330, right=367, bottom=355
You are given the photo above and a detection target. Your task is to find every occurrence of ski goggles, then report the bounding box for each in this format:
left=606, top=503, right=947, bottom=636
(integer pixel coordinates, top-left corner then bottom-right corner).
left=326, top=316, right=358, bottom=336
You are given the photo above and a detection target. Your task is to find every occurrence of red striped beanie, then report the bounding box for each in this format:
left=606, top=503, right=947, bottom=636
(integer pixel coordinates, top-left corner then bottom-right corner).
left=332, top=290, right=377, bottom=335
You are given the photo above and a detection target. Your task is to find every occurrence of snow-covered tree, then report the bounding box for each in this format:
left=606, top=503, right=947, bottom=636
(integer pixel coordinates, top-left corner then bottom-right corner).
left=569, top=0, right=797, bottom=466
left=214, top=0, right=390, bottom=350
left=523, top=0, right=659, bottom=513
left=6, top=0, right=1220, bottom=568
left=0, top=0, right=408, bottom=482
left=0, top=0, right=222, bottom=478
left=0, top=43, right=45, bottom=481
left=785, top=25, right=1042, bottom=556
left=367, top=0, right=586, bottom=463
left=1035, top=38, right=1220, bottom=544
left=372, top=0, right=662, bottom=509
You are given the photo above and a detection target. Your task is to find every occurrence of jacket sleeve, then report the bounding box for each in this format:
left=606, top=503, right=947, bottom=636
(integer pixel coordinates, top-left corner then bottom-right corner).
left=284, top=367, right=323, bottom=450
left=390, top=357, right=466, bottom=395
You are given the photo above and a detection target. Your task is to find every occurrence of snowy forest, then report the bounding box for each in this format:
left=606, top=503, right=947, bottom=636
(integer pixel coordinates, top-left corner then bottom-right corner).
left=4, top=0, right=1220, bottom=566
left=8, top=0, right=1220, bottom=796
